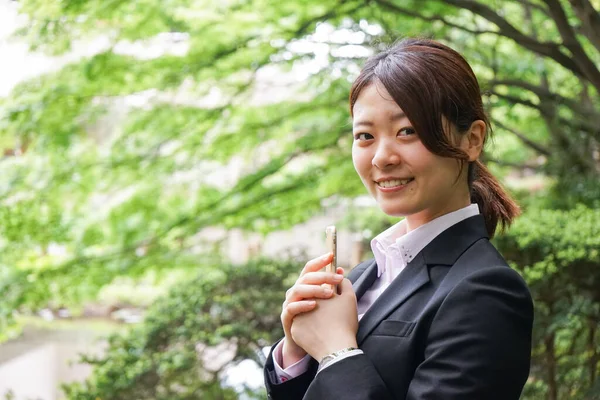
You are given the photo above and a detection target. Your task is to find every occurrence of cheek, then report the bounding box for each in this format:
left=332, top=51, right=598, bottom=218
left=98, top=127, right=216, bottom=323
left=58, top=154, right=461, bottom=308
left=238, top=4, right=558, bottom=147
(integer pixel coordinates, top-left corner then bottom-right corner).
left=352, top=147, right=370, bottom=178
left=420, top=156, right=461, bottom=187
left=403, top=145, right=432, bottom=176
left=408, top=143, right=444, bottom=174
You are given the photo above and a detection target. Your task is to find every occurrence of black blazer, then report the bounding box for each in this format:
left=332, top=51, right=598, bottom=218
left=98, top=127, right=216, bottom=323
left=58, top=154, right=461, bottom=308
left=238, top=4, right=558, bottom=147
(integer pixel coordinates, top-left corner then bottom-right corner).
left=264, top=215, right=533, bottom=400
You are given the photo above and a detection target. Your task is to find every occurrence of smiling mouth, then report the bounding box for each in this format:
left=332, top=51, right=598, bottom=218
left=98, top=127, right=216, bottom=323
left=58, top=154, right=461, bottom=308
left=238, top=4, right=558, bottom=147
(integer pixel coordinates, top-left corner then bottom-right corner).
left=375, top=178, right=414, bottom=188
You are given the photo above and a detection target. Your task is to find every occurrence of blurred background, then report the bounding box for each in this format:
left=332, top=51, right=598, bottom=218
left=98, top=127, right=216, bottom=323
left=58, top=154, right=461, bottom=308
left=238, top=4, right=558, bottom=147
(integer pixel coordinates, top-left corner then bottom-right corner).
left=0, top=0, right=598, bottom=399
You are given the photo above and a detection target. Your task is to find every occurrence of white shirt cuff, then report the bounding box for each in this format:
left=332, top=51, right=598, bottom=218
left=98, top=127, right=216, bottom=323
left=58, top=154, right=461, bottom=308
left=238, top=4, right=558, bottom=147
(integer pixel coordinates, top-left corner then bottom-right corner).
left=272, top=340, right=312, bottom=384
left=316, top=349, right=363, bottom=374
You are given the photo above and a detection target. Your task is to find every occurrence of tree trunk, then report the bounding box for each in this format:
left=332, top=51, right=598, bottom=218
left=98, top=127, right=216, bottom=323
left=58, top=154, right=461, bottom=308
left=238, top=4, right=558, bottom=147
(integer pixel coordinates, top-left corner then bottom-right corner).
left=545, top=332, right=558, bottom=400
left=589, top=318, right=598, bottom=390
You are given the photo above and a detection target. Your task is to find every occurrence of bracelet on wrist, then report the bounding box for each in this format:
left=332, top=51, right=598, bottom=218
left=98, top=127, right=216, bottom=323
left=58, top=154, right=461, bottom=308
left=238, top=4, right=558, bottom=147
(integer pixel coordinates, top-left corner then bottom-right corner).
left=319, top=347, right=359, bottom=369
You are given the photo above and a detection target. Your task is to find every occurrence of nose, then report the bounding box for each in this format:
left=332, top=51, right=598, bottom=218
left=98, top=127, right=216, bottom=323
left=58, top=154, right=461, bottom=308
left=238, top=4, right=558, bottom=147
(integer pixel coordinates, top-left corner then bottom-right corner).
left=372, top=139, right=401, bottom=169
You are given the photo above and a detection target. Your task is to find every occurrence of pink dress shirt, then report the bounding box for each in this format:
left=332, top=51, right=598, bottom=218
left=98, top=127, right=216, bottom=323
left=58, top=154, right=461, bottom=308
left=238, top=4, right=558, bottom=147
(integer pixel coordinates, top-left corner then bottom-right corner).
left=272, top=204, right=481, bottom=383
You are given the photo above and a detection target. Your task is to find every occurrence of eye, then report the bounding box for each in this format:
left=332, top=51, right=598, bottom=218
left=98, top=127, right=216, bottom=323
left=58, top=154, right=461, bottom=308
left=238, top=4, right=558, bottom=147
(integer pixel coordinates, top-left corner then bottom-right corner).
left=398, top=127, right=416, bottom=137
left=354, top=132, right=374, bottom=141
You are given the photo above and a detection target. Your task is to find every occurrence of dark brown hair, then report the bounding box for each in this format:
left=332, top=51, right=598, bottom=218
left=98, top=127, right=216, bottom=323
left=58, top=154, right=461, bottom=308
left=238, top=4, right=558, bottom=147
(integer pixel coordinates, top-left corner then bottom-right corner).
left=349, top=38, right=519, bottom=238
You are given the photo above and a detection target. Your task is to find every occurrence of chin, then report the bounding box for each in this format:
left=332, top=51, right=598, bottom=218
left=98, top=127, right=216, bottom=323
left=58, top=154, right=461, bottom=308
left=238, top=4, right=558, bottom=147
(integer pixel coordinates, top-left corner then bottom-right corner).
left=378, top=203, right=413, bottom=217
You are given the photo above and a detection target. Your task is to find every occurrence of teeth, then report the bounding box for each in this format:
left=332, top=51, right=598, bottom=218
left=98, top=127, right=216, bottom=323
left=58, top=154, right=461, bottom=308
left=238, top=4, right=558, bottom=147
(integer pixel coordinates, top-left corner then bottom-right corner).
left=377, top=179, right=413, bottom=188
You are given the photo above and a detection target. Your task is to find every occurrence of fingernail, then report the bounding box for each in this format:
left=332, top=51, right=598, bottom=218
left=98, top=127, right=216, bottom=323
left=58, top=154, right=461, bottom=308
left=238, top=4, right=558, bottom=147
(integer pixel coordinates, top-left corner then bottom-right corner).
left=334, top=274, right=344, bottom=281
left=324, top=288, right=333, bottom=295
left=322, top=252, right=332, bottom=260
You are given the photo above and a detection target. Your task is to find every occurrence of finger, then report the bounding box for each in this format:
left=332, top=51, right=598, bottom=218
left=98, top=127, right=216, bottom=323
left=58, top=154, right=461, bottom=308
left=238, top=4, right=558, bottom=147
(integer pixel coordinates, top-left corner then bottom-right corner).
left=331, top=268, right=344, bottom=293
left=300, top=253, right=333, bottom=276
left=298, top=271, right=344, bottom=285
left=283, top=300, right=317, bottom=319
left=286, top=284, right=334, bottom=302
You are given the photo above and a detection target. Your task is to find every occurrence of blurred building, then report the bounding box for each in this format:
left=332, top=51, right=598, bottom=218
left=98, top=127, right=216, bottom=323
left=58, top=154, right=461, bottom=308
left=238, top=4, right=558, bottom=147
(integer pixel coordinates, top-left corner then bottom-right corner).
left=0, top=327, right=104, bottom=400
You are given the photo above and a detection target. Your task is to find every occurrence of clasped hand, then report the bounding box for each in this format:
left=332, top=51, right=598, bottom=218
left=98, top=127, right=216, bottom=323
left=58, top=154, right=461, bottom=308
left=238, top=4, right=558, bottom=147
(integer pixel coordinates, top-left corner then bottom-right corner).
left=280, top=253, right=359, bottom=365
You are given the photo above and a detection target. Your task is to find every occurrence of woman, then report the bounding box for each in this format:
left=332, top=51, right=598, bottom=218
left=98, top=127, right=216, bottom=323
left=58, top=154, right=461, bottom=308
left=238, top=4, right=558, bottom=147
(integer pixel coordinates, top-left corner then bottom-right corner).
left=263, top=38, right=533, bottom=400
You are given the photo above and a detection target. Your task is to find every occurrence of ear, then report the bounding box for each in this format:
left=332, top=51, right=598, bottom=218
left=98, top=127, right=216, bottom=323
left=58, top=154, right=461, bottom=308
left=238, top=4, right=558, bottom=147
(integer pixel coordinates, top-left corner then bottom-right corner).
left=461, top=120, right=486, bottom=161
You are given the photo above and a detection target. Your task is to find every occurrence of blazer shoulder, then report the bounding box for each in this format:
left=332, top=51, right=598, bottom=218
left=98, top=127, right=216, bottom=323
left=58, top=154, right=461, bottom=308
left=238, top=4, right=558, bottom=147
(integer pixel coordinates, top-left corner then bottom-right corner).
left=444, top=238, right=530, bottom=295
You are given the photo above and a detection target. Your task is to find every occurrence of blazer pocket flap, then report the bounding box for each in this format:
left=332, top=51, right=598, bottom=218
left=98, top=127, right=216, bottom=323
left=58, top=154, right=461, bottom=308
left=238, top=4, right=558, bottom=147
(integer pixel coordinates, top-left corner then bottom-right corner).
left=372, top=319, right=416, bottom=337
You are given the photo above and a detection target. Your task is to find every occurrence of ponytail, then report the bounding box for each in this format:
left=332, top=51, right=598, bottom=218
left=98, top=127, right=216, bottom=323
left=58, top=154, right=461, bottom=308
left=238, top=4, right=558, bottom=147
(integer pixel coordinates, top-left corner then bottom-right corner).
left=469, top=160, right=520, bottom=238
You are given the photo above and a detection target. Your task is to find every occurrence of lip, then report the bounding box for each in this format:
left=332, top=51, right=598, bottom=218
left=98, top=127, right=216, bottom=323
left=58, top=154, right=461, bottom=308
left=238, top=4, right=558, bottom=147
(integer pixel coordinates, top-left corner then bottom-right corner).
left=374, top=176, right=413, bottom=183
left=375, top=178, right=414, bottom=193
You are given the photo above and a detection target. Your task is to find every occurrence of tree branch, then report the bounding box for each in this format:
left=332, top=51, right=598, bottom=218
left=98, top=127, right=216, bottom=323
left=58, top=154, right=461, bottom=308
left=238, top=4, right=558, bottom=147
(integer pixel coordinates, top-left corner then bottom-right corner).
left=373, top=0, right=594, bottom=86
left=491, top=118, right=552, bottom=157
left=440, top=0, right=588, bottom=80
left=490, top=79, right=600, bottom=124
left=543, top=0, right=600, bottom=92
left=483, top=156, right=543, bottom=171
left=373, top=0, right=498, bottom=35
left=507, top=0, right=552, bottom=18
left=567, top=0, right=600, bottom=53
left=490, top=91, right=542, bottom=112
left=290, top=0, right=364, bottom=38
left=42, top=125, right=346, bottom=275
left=490, top=90, right=600, bottom=137
left=523, top=0, right=600, bottom=175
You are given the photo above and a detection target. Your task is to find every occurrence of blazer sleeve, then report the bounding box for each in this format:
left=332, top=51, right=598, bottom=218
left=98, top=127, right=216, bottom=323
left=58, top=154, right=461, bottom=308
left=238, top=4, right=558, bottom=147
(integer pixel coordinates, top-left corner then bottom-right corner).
left=405, top=266, right=533, bottom=400
left=264, top=338, right=319, bottom=400
left=302, top=266, right=533, bottom=400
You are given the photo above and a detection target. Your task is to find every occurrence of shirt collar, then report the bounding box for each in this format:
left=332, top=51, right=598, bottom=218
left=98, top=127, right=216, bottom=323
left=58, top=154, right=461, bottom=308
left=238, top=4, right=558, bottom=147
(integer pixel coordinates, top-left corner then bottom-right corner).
left=370, top=204, right=480, bottom=277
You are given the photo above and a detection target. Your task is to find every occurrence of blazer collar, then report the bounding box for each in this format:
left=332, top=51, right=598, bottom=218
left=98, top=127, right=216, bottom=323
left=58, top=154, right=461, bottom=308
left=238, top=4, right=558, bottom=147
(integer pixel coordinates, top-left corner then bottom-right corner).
left=355, top=215, right=489, bottom=345
left=420, top=214, right=489, bottom=266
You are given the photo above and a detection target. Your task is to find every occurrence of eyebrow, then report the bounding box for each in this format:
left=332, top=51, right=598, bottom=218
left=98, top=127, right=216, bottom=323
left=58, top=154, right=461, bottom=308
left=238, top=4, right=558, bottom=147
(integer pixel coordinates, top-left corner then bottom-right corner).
left=353, top=112, right=407, bottom=129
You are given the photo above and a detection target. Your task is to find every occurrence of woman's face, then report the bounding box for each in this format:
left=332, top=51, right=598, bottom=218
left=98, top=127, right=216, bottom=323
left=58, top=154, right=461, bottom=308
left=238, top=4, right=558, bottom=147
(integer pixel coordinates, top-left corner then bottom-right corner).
left=351, top=82, right=471, bottom=230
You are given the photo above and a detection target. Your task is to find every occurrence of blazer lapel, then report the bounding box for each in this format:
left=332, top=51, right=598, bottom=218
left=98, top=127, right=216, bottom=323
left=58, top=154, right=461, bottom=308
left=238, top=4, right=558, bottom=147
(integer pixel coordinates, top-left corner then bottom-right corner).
left=356, top=253, right=429, bottom=345
left=351, top=259, right=378, bottom=301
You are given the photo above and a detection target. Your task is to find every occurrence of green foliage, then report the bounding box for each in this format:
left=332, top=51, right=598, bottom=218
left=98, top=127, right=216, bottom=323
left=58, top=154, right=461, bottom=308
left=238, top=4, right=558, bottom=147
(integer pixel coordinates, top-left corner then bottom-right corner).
left=63, top=256, right=297, bottom=399
left=496, top=205, right=600, bottom=400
